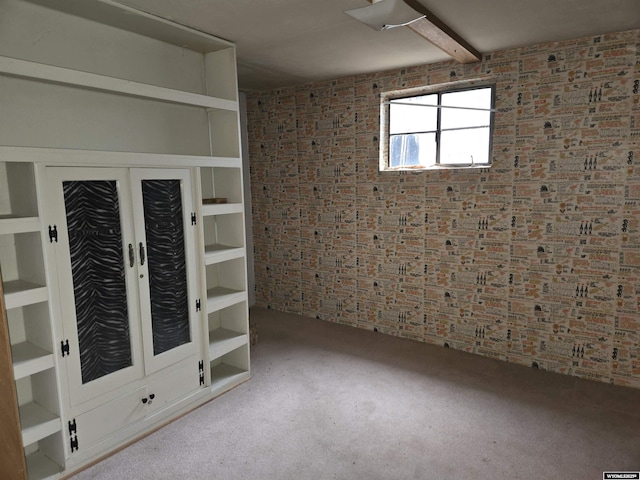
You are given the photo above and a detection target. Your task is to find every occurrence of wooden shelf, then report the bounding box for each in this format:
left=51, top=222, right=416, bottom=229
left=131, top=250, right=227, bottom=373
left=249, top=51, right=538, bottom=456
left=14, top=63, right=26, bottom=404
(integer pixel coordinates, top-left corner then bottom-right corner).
left=206, top=287, right=246, bottom=313
left=204, top=244, right=245, bottom=265
left=0, top=146, right=241, bottom=168
left=4, top=280, right=48, bottom=310
left=25, top=451, right=62, bottom=480
left=205, top=158, right=242, bottom=169
left=24, top=0, right=234, bottom=54
left=19, top=403, right=61, bottom=447
left=0, top=56, right=238, bottom=111
left=210, top=363, right=249, bottom=396
left=0, top=216, right=40, bottom=235
left=11, top=342, right=54, bottom=380
left=202, top=203, right=244, bottom=216
left=209, top=328, right=248, bottom=360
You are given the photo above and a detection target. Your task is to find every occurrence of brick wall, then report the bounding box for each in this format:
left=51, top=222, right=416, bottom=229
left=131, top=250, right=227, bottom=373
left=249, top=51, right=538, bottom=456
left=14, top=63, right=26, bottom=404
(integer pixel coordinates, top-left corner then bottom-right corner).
left=247, top=30, right=640, bottom=388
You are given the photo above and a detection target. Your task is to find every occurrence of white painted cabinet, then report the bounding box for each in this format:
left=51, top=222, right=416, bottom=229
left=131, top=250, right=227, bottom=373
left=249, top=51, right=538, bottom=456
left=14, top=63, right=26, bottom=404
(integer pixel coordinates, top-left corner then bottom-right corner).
left=0, top=1, right=250, bottom=478
left=46, top=167, right=202, bottom=410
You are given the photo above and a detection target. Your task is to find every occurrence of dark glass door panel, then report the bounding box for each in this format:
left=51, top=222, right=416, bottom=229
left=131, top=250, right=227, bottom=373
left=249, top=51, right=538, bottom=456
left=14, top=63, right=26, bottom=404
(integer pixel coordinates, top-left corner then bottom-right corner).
left=141, top=179, right=190, bottom=355
left=63, top=180, right=132, bottom=384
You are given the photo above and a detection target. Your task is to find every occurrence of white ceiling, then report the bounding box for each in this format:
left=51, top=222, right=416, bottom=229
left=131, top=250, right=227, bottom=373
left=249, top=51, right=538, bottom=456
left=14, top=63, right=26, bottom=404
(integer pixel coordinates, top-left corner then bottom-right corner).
left=112, top=0, right=640, bottom=92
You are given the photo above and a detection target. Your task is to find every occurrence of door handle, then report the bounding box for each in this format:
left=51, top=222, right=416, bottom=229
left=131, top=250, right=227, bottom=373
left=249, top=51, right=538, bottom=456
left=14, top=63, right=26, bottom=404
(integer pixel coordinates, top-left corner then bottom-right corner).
left=139, top=242, right=146, bottom=266
left=128, top=244, right=134, bottom=267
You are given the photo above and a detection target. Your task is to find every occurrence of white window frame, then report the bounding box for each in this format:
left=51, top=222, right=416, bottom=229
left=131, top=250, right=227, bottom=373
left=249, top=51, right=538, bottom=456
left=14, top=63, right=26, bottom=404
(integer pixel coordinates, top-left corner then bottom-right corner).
left=379, top=80, right=496, bottom=171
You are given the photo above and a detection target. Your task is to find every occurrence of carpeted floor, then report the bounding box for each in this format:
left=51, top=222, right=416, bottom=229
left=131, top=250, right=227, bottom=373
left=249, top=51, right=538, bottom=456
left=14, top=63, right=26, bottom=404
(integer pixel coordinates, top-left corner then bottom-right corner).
left=71, top=307, right=640, bottom=479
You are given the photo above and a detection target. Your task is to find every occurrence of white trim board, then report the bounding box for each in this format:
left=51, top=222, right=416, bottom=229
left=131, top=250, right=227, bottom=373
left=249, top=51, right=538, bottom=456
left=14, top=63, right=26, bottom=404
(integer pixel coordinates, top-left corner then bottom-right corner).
left=0, top=56, right=238, bottom=111
left=22, top=0, right=234, bottom=53
left=0, top=146, right=241, bottom=168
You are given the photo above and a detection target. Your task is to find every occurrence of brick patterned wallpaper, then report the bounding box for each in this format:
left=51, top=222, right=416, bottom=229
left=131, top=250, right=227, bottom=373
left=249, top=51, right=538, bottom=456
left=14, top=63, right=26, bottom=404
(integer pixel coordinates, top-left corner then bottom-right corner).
left=246, top=30, right=640, bottom=389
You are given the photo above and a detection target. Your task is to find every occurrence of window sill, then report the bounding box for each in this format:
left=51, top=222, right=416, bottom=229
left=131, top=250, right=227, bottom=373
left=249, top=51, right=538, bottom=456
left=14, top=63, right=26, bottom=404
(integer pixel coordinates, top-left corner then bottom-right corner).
left=381, top=163, right=491, bottom=172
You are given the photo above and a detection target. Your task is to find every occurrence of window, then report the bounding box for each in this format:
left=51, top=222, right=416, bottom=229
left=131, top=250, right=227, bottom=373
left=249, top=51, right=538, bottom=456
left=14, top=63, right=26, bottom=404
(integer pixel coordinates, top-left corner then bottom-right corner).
left=381, top=84, right=495, bottom=171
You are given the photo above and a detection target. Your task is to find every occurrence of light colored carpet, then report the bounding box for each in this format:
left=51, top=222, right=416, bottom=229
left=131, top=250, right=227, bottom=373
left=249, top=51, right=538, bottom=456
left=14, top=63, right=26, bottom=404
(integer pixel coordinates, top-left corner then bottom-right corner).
left=71, top=307, right=640, bottom=479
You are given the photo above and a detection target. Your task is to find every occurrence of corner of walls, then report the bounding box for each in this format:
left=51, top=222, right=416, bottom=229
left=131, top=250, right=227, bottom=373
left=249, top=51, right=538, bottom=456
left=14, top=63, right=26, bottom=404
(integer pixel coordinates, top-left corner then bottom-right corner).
left=239, top=91, right=256, bottom=307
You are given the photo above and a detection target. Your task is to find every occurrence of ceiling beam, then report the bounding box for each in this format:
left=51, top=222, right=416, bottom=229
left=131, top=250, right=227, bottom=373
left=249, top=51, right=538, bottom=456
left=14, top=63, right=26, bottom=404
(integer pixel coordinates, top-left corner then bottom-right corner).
left=368, top=0, right=481, bottom=64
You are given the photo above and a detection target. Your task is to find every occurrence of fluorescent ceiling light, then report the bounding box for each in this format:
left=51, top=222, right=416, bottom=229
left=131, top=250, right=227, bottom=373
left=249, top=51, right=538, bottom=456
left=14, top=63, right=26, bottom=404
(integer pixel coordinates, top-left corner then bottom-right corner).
left=345, top=0, right=425, bottom=31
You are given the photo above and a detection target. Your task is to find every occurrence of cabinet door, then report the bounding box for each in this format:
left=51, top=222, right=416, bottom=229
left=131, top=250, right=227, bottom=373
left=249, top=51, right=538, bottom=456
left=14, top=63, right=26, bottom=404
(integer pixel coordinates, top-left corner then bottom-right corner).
left=47, top=168, right=144, bottom=407
left=130, top=169, right=200, bottom=375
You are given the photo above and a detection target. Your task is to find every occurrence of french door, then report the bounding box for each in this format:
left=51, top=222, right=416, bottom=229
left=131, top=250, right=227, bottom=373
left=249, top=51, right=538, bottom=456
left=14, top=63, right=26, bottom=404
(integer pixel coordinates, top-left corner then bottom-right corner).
left=48, top=167, right=199, bottom=407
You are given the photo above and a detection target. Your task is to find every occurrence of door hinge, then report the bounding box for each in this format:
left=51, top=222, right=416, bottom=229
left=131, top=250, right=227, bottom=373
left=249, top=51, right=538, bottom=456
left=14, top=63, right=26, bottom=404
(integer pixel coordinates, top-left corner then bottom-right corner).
left=69, top=419, right=79, bottom=452
left=70, top=435, right=79, bottom=452
left=191, top=212, right=197, bottom=226
left=199, top=360, right=205, bottom=386
left=196, top=299, right=201, bottom=312
left=61, top=340, right=70, bottom=357
left=49, top=225, right=58, bottom=243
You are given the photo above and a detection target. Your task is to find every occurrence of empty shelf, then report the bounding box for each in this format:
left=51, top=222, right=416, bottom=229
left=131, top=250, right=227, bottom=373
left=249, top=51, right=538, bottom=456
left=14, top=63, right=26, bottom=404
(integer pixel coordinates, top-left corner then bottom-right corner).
left=204, top=244, right=244, bottom=265
left=210, top=363, right=249, bottom=395
left=25, top=451, right=62, bottom=480
left=0, top=216, right=40, bottom=235
left=202, top=203, right=244, bottom=216
left=209, top=328, right=248, bottom=359
left=19, top=403, right=61, bottom=447
left=11, top=342, right=54, bottom=380
left=4, top=280, right=48, bottom=310
left=0, top=55, right=237, bottom=111
left=206, top=287, right=246, bottom=313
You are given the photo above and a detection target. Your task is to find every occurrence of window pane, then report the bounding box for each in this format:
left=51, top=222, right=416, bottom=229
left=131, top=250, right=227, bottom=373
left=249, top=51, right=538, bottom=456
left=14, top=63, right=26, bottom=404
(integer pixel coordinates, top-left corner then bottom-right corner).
left=389, top=94, right=437, bottom=134
left=440, top=127, right=490, bottom=165
left=441, top=88, right=492, bottom=130
left=389, top=133, right=436, bottom=167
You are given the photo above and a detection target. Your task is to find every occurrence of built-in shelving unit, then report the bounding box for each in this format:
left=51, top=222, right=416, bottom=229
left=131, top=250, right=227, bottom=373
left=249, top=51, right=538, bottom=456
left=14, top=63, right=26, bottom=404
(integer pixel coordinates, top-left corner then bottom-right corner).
left=201, top=163, right=250, bottom=396
left=1, top=159, right=64, bottom=479
left=1, top=0, right=250, bottom=477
